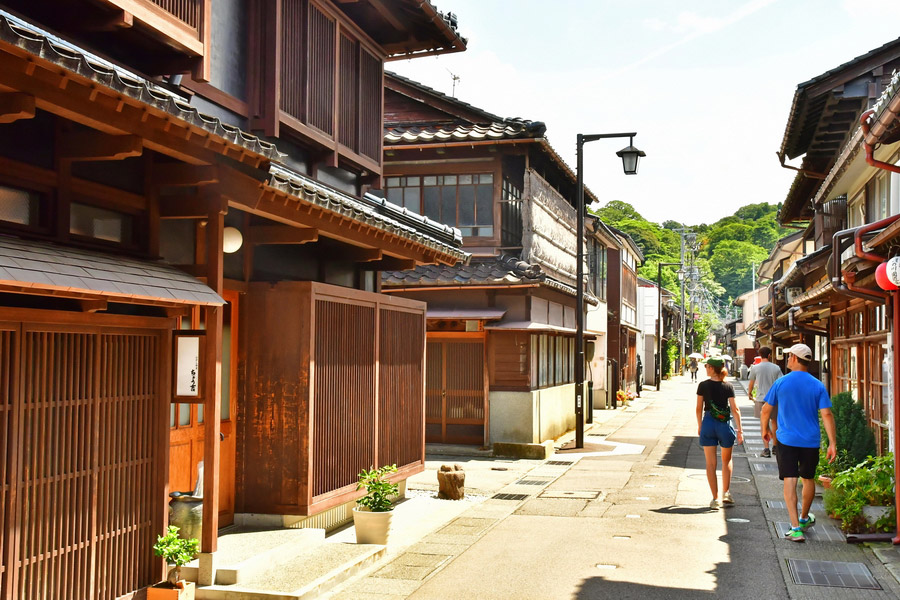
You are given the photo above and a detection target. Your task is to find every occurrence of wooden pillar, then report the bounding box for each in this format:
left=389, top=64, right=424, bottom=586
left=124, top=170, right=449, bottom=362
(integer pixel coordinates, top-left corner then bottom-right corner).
left=201, top=194, right=225, bottom=555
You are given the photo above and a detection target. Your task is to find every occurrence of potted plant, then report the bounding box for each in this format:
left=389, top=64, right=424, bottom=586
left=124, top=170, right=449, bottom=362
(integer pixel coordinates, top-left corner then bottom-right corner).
left=815, top=392, right=876, bottom=489
left=616, top=389, right=635, bottom=407
left=824, top=454, right=895, bottom=534
left=353, top=464, right=399, bottom=545
left=148, top=526, right=199, bottom=599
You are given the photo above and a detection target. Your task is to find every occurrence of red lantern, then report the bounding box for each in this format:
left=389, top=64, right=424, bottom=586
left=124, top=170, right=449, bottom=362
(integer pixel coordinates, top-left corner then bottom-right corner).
left=876, top=261, right=898, bottom=291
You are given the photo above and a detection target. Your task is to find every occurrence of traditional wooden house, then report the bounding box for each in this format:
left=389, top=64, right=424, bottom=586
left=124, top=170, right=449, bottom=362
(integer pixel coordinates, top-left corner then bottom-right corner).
left=379, top=73, right=620, bottom=449
left=603, top=225, right=644, bottom=393
left=773, top=38, right=900, bottom=456
left=0, top=2, right=467, bottom=598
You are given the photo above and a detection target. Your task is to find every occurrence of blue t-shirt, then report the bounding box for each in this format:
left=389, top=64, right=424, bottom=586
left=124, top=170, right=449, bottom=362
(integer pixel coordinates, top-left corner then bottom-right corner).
left=764, top=371, right=831, bottom=448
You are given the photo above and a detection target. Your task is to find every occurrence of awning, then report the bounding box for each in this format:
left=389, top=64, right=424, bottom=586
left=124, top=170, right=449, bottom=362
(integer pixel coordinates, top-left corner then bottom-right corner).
left=485, top=321, right=586, bottom=335
left=426, top=308, right=506, bottom=320
left=0, top=235, right=224, bottom=306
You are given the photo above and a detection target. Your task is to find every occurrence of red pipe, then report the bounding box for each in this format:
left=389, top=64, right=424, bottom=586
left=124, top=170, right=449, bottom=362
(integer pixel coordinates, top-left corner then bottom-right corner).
left=861, top=110, right=900, bottom=175
left=854, top=213, right=900, bottom=263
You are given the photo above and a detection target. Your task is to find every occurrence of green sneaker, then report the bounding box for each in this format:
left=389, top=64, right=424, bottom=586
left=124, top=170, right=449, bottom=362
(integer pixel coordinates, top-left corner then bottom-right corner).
left=799, top=513, right=816, bottom=530
left=785, top=527, right=806, bottom=542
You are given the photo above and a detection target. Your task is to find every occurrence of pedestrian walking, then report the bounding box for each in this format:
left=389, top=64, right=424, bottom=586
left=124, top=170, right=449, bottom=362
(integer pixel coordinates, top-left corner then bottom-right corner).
left=747, top=347, right=783, bottom=457
left=761, top=343, right=837, bottom=542
left=696, top=357, right=743, bottom=509
left=689, top=357, right=699, bottom=382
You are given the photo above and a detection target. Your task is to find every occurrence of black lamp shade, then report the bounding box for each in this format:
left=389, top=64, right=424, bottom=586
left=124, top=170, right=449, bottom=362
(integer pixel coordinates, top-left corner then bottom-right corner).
left=616, top=145, right=646, bottom=175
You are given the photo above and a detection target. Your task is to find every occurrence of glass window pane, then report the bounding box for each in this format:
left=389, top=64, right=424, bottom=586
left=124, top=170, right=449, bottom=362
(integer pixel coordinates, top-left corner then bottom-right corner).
left=70, top=202, right=132, bottom=244
left=222, top=323, right=232, bottom=421
left=441, top=186, right=456, bottom=225
left=170, top=403, right=176, bottom=428
left=444, top=175, right=457, bottom=185
left=480, top=173, right=493, bottom=184
left=405, top=176, right=420, bottom=186
left=386, top=177, right=400, bottom=186
left=387, top=188, right=403, bottom=206
left=459, top=186, right=475, bottom=226
left=459, top=175, right=472, bottom=185
left=178, top=403, right=191, bottom=426
left=197, top=403, right=204, bottom=424
left=403, top=187, right=420, bottom=211
left=476, top=184, right=493, bottom=225
left=424, top=176, right=437, bottom=186
left=423, top=187, right=441, bottom=221
left=0, top=185, right=38, bottom=225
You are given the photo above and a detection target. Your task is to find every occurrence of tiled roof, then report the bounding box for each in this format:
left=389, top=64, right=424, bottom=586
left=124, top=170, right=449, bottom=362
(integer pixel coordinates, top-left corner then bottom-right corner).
left=386, top=71, right=506, bottom=123
left=0, top=9, right=283, bottom=163
left=0, top=235, right=224, bottom=305
left=382, top=255, right=598, bottom=304
left=385, top=119, right=542, bottom=145
left=0, top=9, right=467, bottom=264
left=266, top=165, right=467, bottom=263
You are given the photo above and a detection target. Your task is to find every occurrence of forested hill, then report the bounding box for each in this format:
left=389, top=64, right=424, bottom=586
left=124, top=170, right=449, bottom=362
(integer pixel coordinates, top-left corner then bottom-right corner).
left=590, top=201, right=791, bottom=303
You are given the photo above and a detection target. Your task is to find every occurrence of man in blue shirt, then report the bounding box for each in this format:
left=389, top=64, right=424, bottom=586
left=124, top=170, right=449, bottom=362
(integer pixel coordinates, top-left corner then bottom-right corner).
left=761, top=343, right=836, bottom=543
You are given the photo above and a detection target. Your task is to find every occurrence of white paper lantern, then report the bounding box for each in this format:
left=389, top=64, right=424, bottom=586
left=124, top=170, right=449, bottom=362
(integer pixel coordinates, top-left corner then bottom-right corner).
left=223, top=227, right=243, bottom=253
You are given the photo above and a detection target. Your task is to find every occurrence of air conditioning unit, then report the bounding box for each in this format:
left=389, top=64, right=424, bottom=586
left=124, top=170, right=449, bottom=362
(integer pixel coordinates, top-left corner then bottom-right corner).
left=785, top=287, right=803, bottom=305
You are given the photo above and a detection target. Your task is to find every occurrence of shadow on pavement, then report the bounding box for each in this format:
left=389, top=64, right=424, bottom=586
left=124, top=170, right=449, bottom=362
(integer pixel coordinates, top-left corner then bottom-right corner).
left=651, top=505, right=715, bottom=515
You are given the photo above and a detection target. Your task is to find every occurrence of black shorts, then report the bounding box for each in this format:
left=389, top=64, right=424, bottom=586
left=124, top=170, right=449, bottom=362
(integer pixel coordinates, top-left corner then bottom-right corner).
left=775, top=442, right=818, bottom=480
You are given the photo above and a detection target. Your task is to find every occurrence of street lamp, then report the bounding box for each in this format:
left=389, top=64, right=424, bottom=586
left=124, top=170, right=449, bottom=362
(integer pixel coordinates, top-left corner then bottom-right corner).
left=575, top=131, right=645, bottom=449
left=656, top=262, right=682, bottom=390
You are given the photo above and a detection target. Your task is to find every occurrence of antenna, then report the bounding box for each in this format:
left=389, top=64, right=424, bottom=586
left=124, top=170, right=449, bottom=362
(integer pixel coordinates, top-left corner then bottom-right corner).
left=447, top=69, right=460, bottom=97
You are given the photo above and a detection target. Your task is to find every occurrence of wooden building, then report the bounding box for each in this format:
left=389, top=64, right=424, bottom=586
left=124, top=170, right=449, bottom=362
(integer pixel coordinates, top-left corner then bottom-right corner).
left=603, top=225, right=644, bottom=393
left=379, top=73, right=613, bottom=448
left=769, top=38, right=900, bottom=456
left=0, top=2, right=467, bottom=598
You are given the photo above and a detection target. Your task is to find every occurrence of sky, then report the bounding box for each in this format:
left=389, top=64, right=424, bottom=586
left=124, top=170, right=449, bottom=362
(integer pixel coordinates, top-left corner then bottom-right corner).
left=390, top=0, right=900, bottom=225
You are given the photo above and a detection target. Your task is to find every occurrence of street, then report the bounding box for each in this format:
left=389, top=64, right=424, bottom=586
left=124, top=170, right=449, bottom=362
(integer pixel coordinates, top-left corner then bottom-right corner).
left=328, top=375, right=900, bottom=600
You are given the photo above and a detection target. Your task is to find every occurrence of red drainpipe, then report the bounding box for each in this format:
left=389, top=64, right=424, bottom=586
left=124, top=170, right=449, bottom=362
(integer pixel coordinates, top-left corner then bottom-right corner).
left=859, top=109, right=900, bottom=542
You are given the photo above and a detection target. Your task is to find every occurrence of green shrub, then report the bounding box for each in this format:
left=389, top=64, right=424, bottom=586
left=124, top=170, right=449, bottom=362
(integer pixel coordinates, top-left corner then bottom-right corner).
left=830, top=453, right=896, bottom=533
left=823, top=392, right=875, bottom=464
left=356, top=464, right=399, bottom=512
left=152, top=526, right=199, bottom=568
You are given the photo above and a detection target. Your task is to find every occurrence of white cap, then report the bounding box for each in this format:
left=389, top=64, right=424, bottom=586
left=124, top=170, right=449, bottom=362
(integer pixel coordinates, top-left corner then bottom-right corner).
left=785, top=343, right=812, bottom=361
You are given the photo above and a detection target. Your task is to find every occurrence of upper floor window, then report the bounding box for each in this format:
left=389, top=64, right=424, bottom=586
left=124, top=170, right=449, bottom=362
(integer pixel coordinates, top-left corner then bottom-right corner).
left=70, top=202, right=134, bottom=245
left=866, top=172, right=890, bottom=222
left=848, top=190, right=865, bottom=228
left=500, top=176, right=522, bottom=247
left=385, top=174, right=494, bottom=238
left=0, top=185, right=41, bottom=228
left=623, top=250, right=636, bottom=271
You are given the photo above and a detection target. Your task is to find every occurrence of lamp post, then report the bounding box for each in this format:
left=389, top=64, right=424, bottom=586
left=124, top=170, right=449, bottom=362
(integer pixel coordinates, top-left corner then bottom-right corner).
left=575, top=132, right=645, bottom=449
left=656, top=262, right=682, bottom=390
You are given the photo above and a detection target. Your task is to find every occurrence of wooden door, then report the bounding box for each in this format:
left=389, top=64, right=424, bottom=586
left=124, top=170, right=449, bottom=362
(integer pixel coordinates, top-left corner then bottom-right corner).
left=168, top=292, right=239, bottom=526
left=0, top=318, right=168, bottom=600
left=425, top=337, right=485, bottom=445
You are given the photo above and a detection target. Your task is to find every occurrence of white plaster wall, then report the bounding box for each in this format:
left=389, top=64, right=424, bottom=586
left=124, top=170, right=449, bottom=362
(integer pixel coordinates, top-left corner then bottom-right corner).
left=489, top=383, right=583, bottom=444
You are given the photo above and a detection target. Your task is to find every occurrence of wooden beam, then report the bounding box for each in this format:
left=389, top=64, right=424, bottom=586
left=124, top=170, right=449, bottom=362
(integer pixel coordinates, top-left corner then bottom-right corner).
left=159, top=193, right=208, bottom=218
left=333, top=247, right=383, bottom=262
left=70, top=10, right=134, bottom=32
left=368, top=0, right=405, bottom=31
left=249, top=225, right=319, bottom=245
left=77, top=299, right=108, bottom=312
left=59, top=131, right=143, bottom=161
left=0, top=92, right=35, bottom=123
left=365, top=257, right=417, bottom=271
left=155, top=163, right=219, bottom=187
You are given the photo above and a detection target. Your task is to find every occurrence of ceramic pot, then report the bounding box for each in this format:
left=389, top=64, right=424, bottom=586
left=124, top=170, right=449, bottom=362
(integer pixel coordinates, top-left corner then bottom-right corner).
left=817, top=476, right=832, bottom=489
left=353, top=506, right=393, bottom=545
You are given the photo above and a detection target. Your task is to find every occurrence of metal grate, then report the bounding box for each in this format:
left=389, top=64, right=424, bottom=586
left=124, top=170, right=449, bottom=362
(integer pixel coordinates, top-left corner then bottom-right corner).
left=492, top=493, right=530, bottom=501
left=753, top=462, right=779, bottom=472
left=787, top=559, right=880, bottom=589
left=775, top=522, right=845, bottom=542
left=516, top=479, right=550, bottom=486
left=767, top=500, right=824, bottom=511
left=547, top=460, right=575, bottom=466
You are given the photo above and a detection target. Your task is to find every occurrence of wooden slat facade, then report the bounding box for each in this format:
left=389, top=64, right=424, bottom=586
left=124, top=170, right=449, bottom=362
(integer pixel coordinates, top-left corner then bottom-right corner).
left=0, top=313, right=170, bottom=600
left=241, top=281, right=426, bottom=516
left=424, top=336, right=486, bottom=445
left=151, top=0, right=202, bottom=30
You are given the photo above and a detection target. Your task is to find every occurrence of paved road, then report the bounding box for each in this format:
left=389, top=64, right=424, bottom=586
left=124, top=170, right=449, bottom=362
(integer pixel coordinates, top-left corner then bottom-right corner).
left=328, top=375, right=900, bottom=600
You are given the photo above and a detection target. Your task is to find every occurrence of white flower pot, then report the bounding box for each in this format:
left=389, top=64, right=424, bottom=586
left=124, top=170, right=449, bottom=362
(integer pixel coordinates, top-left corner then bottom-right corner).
left=352, top=507, right=393, bottom=545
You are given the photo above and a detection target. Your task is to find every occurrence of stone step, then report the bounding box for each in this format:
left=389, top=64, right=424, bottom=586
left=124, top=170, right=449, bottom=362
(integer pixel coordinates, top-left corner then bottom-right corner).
left=195, top=541, right=386, bottom=600
left=182, top=526, right=326, bottom=585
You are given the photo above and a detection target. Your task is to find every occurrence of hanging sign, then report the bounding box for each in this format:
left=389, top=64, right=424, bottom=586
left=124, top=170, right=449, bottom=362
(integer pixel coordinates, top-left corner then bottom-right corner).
left=174, top=331, right=205, bottom=402
left=882, top=257, right=900, bottom=289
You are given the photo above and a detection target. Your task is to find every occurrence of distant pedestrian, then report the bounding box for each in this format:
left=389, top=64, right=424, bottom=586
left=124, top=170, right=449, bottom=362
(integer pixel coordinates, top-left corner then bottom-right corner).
left=761, top=343, right=836, bottom=542
left=635, top=355, right=643, bottom=397
left=748, top=347, right=783, bottom=458
left=689, top=357, right=699, bottom=382
left=696, top=357, right=743, bottom=509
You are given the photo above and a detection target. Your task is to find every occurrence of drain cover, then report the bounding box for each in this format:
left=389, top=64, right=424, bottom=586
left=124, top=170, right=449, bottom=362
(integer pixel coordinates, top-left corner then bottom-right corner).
left=546, top=460, right=575, bottom=466
left=775, top=522, right=845, bottom=542
left=787, top=559, right=880, bottom=589
left=752, top=462, right=779, bottom=472
left=766, top=500, right=824, bottom=511
left=491, top=493, right=530, bottom=501
left=539, top=490, right=599, bottom=500
left=516, top=479, right=550, bottom=486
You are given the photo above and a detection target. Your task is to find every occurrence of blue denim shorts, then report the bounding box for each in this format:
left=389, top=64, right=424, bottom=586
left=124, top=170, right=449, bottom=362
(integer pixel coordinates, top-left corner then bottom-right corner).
left=699, top=413, right=736, bottom=448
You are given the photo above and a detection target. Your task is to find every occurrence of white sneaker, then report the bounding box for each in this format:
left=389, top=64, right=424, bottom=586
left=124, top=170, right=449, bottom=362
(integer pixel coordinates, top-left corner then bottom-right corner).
left=722, top=491, right=734, bottom=505
left=709, top=499, right=720, bottom=510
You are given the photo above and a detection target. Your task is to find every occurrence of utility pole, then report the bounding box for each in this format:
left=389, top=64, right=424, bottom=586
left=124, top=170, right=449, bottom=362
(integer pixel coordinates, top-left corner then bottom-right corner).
left=751, top=261, right=757, bottom=292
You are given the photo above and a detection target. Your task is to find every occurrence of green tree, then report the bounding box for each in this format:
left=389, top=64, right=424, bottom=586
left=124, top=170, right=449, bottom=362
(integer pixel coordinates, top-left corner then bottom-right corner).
left=708, top=240, right=769, bottom=298
left=595, top=200, right=645, bottom=225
